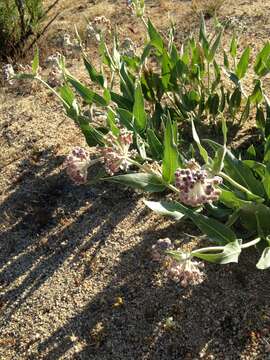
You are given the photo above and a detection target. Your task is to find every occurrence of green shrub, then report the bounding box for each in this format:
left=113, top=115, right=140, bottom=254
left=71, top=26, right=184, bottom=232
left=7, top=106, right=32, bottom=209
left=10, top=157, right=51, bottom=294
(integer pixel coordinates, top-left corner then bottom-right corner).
left=0, top=0, right=43, bottom=59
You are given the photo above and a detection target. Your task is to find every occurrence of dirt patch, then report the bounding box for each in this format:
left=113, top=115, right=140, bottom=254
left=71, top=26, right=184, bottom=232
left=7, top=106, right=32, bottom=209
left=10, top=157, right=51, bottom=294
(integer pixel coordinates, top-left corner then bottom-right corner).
left=1, top=0, right=270, bottom=359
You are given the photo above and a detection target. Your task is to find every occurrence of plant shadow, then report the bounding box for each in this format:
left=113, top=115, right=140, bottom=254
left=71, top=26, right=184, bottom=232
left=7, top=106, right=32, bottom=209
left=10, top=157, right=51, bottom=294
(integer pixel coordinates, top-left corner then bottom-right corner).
left=0, top=147, right=139, bottom=327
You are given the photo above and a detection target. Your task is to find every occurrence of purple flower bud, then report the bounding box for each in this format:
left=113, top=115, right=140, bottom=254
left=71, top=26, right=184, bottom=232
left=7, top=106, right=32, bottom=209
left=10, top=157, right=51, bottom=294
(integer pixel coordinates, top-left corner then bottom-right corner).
left=175, top=163, right=222, bottom=207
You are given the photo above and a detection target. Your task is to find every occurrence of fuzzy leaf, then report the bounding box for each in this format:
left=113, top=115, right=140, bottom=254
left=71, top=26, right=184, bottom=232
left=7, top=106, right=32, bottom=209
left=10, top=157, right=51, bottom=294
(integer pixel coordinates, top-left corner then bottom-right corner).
left=236, top=47, right=250, bottom=79
left=162, top=119, right=180, bottom=183
left=133, top=83, right=147, bottom=132
left=144, top=200, right=186, bottom=220
left=256, top=247, right=270, bottom=269
left=106, top=173, right=165, bottom=192
left=193, top=240, right=241, bottom=264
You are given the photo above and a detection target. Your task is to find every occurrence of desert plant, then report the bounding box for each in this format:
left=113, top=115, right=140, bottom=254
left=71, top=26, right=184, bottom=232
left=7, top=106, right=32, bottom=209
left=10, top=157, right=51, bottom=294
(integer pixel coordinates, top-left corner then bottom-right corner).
left=12, top=11, right=270, bottom=284
left=0, top=0, right=43, bottom=59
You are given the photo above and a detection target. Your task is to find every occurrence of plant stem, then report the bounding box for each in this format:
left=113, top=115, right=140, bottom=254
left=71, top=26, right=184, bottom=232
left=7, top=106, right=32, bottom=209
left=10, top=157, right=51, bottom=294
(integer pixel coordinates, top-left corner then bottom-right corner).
left=35, top=76, right=69, bottom=107
left=191, top=238, right=261, bottom=256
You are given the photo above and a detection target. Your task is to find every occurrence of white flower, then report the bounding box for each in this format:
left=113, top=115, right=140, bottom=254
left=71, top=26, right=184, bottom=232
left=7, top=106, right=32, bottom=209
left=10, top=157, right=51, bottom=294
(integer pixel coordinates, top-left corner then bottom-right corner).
left=64, top=147, right=91, bottom=185
left=98, top=129, right=136, bottom=176
left=166, top=253, right=205, bottom=287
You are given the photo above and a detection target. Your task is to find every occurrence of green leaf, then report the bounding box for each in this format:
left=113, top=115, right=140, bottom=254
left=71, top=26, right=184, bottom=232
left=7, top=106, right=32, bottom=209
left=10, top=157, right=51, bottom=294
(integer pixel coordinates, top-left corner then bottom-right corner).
left=117, top=108, right=134, bottom=131
left=120, top=63, right=135, bottom=101
left=107, top=109, right=120, bottom=136
left=240, top=203, right=270, bottom=235
left=133, top=83, right=147, bottom=132
left=105, top=173, right=166, bottom=192
left=140, top=44, right=152, bottom=64
left=243, top=160, right=265, bottom=178
left=162, top=119, right=180, bottom=183
left=254, top=42, right=270, bottom=77
left=256, top=106, right=266, bottom=133
left=205, top=139, right=265, bottom=198
left=191, top=120, right=208, bottom=164
left=220, top=189, right=251, bottom=209
left=144, top=200, right=186, bottom=220
left=110, top=92, right=133, bottom=111
left=193, top=240, right=241, bottom=264
left=147, top=18, right=164, bottom=53
left=236, top=47, right=250, bottom=79
left=256, top=247, right=270, bottom=269
left=250, top=80, right=263, bottom=104
left=83, top=56, right=104, bottom=87
left=263, top=162, right=270, bottom=199
left=160, top=201, right=237, bottom=244
left=209, top=29, right=223, bottom=62
left=32, top=48, right=39, bottom=75
left=208, top=93, right=220, bottom=116
left=229, top=87, right=242, bottom=113
left=147, top=129, right=163, bottom=160
left=67, top=76, right=108, bottom=106
left=230, top=34, right=237, bottom=59
left=78, top=115, right=105, bottom=146
left=240, top=97, right=251, bottom=124
left=59, top=84, right=75, bottom=107
left=223, top=50, right=229, bottom=69
left=161, top=49, right=171, bottom=89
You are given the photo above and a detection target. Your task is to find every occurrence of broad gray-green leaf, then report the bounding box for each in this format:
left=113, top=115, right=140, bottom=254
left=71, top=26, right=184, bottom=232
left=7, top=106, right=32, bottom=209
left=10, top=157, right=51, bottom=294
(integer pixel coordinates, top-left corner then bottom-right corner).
left=147, top=129, right=163, bottom=160
left=236, top=47, right=250, bottom=79
left=220, top=190, right=251, bottom=209
left=240, top=203, right=270, bottom=236
left=256, top=247, right=270, bottom=269
left=106, top=173, right=165, bottom=192
left=67, top=75, right=108, bottom=106
left=205, top=139, right=265, bottom=198
left=32, top=48, right=39, bottom=75
left=133, top=83, right=147, bottom=132
left=159, top=201, right=237, bottom=245
left=147, top=18, right=164, bottom=53
left=144, top=200, right=186, bottom=220
left=263, top=163, right=270, bottom=199
left=162, top=119, right=180, bottom=183
left=193, top=240, right=241, bottom=264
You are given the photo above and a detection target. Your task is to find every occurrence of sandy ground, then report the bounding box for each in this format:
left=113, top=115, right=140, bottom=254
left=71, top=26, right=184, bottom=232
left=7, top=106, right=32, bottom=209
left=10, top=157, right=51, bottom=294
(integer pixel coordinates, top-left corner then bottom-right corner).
left=1, top=0, right=270, bottom=359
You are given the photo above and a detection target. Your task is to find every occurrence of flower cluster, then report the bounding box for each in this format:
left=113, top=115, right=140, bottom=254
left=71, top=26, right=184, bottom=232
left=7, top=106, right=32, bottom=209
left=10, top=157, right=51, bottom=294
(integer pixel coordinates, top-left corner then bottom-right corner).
left=98, top=129, right=136, bottom=176
left=45, top=53, right=61, bottom=68
left=151, top=238, right=205, bottom=287
left=61, top=34, right=81, bottom=57
left=119, top=38, right=136, bottom=58
left=86, top=16, right=111, bottom=43
left=47, top=66, right=63, bottom=88
left=2, top=64, right=15, bottom=85
left=64, top=147, right=91, bottom=185
left=151, top=238, right=174, bottom=261
left=175, top=160, right=222, bottom=207
left=165, top=255, right=205, bottom=287
left=92, top=16, right=111, bottom=33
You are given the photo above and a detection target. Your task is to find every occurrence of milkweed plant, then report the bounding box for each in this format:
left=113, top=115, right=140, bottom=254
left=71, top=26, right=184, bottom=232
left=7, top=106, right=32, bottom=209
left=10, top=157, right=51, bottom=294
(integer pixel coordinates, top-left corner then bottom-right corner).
left=8, top=3, right=270, bottom=286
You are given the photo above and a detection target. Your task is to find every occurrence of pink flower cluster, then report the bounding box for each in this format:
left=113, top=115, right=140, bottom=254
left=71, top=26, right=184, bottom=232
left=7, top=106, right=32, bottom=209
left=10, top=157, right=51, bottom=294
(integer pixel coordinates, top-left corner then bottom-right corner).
left=64, top=147, right=91, bottom=185
left=151, top=238, right=205, bottom=287
left=98, top=129, right=135, bottom=176
left=151, top=238, right=174, bottom=261
left=175, top=160, right=222, bottom=207
left=165, top=256, right=205, bottom=288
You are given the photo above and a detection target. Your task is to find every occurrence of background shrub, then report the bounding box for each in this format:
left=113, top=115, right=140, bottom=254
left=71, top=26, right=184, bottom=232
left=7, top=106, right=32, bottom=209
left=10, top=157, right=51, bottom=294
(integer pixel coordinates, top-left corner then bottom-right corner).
left=0, top=0, right=44, bottom=60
